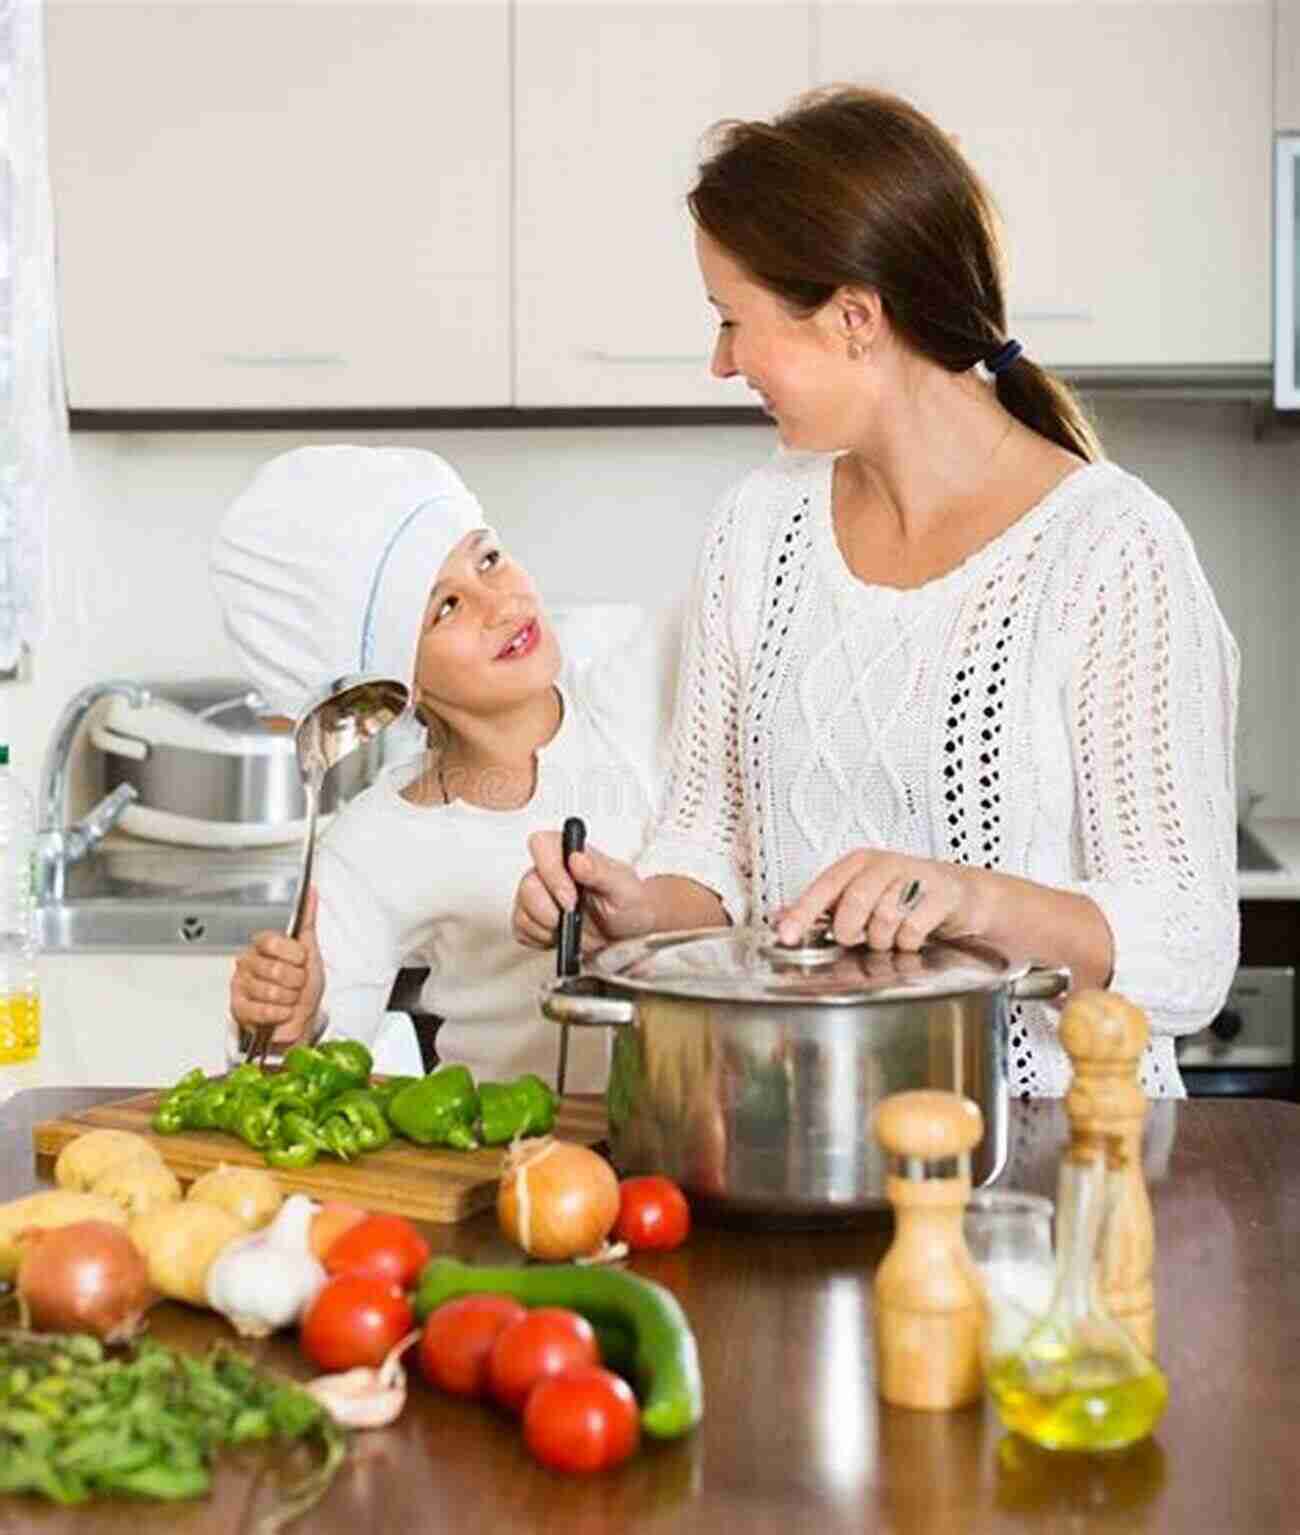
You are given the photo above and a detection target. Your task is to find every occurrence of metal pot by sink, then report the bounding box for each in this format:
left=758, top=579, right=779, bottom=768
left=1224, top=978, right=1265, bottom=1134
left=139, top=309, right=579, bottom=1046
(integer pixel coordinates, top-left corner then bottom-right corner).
left=91, top=679, right=405, bottom=847
left=541, top=926, right=1070, bottom=1223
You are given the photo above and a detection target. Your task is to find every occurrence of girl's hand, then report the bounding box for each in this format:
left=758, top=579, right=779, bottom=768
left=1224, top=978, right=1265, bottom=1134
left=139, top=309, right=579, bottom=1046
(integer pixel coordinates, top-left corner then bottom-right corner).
left=773, top=851, right=983, bottom=952
left=230, top=885, right=325, bottom=1045
left=513, top=833, right=657, bottom=954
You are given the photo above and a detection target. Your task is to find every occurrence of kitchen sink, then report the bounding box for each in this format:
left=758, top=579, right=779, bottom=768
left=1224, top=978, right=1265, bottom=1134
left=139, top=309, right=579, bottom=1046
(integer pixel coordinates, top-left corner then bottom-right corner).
left=36, top=899, right=289, bottom=953
left=35, top=842, right=293, bottom=953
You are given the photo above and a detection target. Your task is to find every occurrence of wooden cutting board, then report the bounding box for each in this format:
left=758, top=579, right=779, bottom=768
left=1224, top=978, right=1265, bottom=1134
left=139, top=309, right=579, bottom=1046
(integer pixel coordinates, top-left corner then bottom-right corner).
left=33, top=1089, right=608, bottom=1224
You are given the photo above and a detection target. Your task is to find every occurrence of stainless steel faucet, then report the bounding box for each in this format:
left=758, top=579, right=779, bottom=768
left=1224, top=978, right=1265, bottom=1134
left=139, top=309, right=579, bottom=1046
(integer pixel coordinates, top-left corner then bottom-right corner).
left=36, top=680, right=151, bottom=904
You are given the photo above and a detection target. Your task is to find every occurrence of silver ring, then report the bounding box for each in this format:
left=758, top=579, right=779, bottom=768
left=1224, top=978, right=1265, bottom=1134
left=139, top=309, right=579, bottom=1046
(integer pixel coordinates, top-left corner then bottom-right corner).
left=899, top=878, right=924, bottom=913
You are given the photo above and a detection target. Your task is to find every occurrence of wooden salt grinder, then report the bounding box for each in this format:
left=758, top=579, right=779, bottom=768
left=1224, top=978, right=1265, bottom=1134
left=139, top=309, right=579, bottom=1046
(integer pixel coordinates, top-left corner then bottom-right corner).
left=872, top=1090, right=985, bottom=1411
left=1060, top=989, right=1156, bottom=1356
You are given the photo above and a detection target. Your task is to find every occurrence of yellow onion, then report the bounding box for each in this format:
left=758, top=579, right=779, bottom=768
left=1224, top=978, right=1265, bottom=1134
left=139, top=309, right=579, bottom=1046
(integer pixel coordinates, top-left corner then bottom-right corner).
left=17, top=1220, right=156, bottom=1342
left=497, top=1138, right=620, bottom=1261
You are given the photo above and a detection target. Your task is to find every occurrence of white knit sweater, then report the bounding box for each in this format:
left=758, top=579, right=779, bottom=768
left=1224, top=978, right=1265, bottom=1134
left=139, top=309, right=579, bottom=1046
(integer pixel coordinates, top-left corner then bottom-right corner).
left=638, top=453, right=1240, bottom=1098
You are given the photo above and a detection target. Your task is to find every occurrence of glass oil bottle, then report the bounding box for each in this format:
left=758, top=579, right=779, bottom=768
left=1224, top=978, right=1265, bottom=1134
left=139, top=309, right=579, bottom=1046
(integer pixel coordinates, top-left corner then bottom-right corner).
left=987, top=1131, right=1168, bottom=1452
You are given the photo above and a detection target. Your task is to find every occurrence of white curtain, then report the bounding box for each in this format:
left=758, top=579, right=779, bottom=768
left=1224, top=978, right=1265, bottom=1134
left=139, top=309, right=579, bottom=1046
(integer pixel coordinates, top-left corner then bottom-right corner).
left=0, top=0, right=64, bottom=673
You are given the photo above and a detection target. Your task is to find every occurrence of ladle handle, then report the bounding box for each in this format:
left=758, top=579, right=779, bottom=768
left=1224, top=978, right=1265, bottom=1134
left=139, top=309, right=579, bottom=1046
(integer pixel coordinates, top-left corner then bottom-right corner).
left=286, top=776, right=320, bottom=939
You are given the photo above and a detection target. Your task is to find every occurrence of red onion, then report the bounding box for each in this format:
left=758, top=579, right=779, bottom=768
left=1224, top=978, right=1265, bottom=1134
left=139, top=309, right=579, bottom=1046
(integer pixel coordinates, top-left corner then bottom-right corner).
left=17, top=1220, right=156, bottom=1342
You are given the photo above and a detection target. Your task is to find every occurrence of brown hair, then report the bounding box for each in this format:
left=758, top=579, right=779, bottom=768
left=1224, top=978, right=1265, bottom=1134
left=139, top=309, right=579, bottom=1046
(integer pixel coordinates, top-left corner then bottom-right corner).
left=689, top=87, right=1100, bottom=462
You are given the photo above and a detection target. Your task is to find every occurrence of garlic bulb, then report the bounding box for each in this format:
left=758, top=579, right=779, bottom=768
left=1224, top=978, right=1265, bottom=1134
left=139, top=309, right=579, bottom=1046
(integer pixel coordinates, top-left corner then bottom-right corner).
left=205, top=1194, right=326, bottom=1338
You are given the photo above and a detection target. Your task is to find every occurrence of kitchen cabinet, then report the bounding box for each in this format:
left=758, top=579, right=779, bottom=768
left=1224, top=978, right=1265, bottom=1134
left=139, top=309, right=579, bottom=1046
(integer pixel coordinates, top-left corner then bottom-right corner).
left=1281, top=0, right=1300, bottom=129
left=816, top=1, right=1273, bottom=369
left=46, top=2, right=511, bottom=411
left=514, top=3, right=812, bottom=406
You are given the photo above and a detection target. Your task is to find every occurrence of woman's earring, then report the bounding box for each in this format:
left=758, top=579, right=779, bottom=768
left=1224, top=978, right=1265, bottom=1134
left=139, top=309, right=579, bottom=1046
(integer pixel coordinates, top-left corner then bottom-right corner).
left=847, top=339, right=864, bottom=361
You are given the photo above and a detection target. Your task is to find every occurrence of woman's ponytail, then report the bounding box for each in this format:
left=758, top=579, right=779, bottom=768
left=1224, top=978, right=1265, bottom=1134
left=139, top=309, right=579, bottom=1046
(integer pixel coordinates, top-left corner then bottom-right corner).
left=993, top=357, right=1101, bottom=463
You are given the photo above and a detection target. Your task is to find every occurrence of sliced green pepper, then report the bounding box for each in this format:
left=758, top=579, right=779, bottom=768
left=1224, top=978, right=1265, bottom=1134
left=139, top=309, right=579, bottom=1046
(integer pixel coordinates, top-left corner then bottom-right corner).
left=281, top=1045, right=349, bottom=1104
left=412, top=1258, right=704, bottom=1439
left=266, top=1073, right=316, bottom=1111
left=234, top=1100, right=281, bottom=1151
left=152, top=1068, right=206, bottom=1135
left=387, top=1065, right=480, bottom=1150
left=264, top=1110, right=326, bottom=1168
left=316, top=1039, right=373, bottom=1089
left=186, top=1079, right=238, bottom=1132
left=317, top=1088, right=392, bottom=1154
left=478, top=1074, right=557, bottom=1145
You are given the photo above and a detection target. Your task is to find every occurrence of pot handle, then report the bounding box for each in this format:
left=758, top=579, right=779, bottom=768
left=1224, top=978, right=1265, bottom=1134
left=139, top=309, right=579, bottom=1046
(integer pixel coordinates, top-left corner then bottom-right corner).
left=1009, top=964, right=1072, bottom=1002
left=540, top=980, right=637, bottom=1098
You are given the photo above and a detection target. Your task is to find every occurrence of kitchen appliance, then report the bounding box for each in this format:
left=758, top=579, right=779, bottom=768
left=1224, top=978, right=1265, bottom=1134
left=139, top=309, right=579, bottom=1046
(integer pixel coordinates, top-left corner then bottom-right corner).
left=1178, top=966, right=1296, bottom=1099
left=541, top=926, right=1070, bottom=1222
left=90, top=678, right=417, bottom=847
left=1275, top=134, right=1300, bottom=410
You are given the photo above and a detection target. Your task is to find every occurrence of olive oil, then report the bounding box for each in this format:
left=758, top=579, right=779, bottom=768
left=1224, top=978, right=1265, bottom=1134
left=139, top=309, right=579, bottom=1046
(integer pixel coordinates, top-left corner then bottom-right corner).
left=988, top=1350, right=1168, bottom=1452
left=0, top=992, right=40, bottom=1064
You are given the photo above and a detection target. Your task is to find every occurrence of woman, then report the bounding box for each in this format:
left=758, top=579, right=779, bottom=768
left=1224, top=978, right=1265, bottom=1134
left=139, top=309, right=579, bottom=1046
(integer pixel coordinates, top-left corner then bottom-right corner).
left=513, top=87, right=1239, bottom=1097
left=214, top=445, right=660, bottom=1088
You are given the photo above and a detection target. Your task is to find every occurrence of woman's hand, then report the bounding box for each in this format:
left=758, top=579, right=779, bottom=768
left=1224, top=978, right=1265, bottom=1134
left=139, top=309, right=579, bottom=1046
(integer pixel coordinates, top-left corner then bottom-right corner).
left=230, top=885, right=325, bottom=1045
left=773, top=850, right=983, bottom=952
left=512, top=833, right=659, bottom=954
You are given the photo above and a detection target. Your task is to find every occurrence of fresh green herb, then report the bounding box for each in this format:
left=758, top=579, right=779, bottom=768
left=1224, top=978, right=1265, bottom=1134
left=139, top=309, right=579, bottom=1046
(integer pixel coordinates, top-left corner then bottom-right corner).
left=0, top=1330, right=346, bottom=1531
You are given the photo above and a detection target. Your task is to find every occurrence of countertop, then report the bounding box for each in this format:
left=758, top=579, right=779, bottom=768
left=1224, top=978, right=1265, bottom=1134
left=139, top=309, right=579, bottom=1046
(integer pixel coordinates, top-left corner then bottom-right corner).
left=1236, top=817, right=1300, bottom=899
left=2, top=1088, right=1298, bottom=1533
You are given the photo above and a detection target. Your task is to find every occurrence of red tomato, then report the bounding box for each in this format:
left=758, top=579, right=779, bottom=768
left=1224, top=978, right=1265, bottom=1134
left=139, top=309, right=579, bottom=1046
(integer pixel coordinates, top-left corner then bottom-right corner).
left=488, top=1307, right=599, bottom=1415
left=419, top=1294, right=527, bottom=1398
left=322, top=1213, right=431, bottom=1289
left=523, top=1366, right=641, bottom=1474
left=615, top=1176, right=691, bottom=1251
left=300, top=1273, right=414, bottom=1372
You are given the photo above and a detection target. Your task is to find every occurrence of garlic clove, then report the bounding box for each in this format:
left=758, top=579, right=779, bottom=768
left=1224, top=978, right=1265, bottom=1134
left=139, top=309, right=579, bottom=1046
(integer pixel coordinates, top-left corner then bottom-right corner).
left=305, top=1331, right=420, bottom=1430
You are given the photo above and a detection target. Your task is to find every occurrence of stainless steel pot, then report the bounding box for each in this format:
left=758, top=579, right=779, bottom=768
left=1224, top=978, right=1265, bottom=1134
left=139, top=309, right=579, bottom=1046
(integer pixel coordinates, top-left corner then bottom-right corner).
left=92, top=679, right=389, bottom=836
left=541, top=926, right=1070, bottom=1221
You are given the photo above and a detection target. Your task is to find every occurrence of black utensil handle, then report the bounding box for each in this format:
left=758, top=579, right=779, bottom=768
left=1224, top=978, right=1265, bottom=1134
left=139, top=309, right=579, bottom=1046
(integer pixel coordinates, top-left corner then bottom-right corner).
left=557, top=816, right=586, bottom=979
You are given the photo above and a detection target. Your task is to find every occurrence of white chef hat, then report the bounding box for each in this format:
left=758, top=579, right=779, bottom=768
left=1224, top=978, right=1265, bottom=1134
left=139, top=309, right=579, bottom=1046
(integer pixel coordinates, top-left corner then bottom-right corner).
left=211, top=445, right=487, bottom=719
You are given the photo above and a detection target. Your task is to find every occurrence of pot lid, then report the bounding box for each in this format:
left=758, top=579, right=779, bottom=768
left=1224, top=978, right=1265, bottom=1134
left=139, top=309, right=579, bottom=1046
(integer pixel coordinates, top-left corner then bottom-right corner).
left=587, top=925, right=1034, bottom=1006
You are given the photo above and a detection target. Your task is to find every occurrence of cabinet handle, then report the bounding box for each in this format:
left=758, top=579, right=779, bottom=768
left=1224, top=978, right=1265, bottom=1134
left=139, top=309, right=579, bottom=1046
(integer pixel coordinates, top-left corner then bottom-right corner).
left=578, top=348, right=705, bottom=365
left=1007, top=310, right=1094, bottom=324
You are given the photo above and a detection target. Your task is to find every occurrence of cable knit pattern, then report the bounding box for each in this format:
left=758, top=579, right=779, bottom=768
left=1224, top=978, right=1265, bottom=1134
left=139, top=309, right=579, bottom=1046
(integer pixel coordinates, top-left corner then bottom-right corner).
left=638, top=453, right=1240, bottom=1098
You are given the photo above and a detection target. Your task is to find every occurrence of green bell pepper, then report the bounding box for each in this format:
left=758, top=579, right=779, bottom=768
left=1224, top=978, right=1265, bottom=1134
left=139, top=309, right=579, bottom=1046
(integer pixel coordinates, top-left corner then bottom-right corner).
left=265, top=1073, right=316, bottom=1112
left=152, top=1069, right=206, bottom=1135
left=281, top=1045, right=349, bottom=1105
left=478, top=1074, right=557, bottom=1145
left=187, top=1079, right=240, bottom=1132
left=316, top=1039, right=373, bottom=1089
left=317, top=1089, right=392, bottom=1154
left=234, top=1100, right=282, bottom=1152
left=387, top=1065, right=480, bottom=1150
left=372, top=1075, right=419, bottom=1118
left=266, top=1110, right=324, bottom=1170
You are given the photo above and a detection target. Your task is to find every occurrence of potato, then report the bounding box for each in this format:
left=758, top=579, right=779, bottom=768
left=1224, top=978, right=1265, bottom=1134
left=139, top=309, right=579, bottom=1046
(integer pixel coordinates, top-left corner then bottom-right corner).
left=129, top=1203, right=245, bottom=1307
left=91, top=1157, right=183, bottom=1220
left=0, top=1191, right=129, bottom=1279
left=55, top=1130, right=162, bottom=1192
left=187, top=1165, right=283, bottom=1231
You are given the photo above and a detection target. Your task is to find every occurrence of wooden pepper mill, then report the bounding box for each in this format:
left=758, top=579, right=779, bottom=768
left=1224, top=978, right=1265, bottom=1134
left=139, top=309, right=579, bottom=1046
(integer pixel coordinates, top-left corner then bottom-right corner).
left=872, top=1089, right=985, bottom=1411
left=1060, top=989, right=1156, bottom=1356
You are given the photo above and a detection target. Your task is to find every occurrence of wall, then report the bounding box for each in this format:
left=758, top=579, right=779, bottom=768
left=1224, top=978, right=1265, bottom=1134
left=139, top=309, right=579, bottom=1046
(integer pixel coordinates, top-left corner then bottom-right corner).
left=5, top=400, right=1298, bottom=819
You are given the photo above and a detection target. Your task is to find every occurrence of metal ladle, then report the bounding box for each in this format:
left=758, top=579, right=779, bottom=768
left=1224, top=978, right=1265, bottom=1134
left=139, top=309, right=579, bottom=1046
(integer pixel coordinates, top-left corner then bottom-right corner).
left=242, top=672, right=410, bottom=1064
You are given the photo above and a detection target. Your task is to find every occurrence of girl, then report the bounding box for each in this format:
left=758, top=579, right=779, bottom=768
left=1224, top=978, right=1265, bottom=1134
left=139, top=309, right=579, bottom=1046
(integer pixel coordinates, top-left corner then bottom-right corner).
left=513, top=87, right=1239, bottom=1098
left=214, top=445, right=661, bottom=1089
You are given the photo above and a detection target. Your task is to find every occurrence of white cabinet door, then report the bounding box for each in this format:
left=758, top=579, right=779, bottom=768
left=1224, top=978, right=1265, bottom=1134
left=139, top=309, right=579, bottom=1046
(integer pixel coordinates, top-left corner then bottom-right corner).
left=47, top=3, right=510, bottom=411
left=515, top=3, right=812, bottom=406
left=1281, top=0, right=1300, bottom=129
left=816, top=1, right=1272, bottom=369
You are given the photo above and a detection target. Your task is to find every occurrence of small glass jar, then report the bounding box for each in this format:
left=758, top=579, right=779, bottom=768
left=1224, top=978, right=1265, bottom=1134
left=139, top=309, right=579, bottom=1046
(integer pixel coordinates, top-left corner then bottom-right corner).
left=963, top=1190, right=1056, bottom=1359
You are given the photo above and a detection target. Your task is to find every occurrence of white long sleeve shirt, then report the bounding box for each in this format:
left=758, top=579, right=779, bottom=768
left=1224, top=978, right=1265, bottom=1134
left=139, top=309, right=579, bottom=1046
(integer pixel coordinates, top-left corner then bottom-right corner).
left=638, top=453, right=1240, bottom=1098
left=312, top=643, right=663, bottom=1090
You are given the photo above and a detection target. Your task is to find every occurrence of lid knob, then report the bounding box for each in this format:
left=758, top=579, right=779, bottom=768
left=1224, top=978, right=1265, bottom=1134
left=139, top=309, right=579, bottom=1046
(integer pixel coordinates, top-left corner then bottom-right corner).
left=873, top=1090, right=984, bottom=1161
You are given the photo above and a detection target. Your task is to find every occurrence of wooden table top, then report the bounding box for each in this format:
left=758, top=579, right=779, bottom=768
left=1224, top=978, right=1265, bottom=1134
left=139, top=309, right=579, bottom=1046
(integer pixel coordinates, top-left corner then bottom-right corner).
left=1, top=1088, right=1297, bottom=1534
